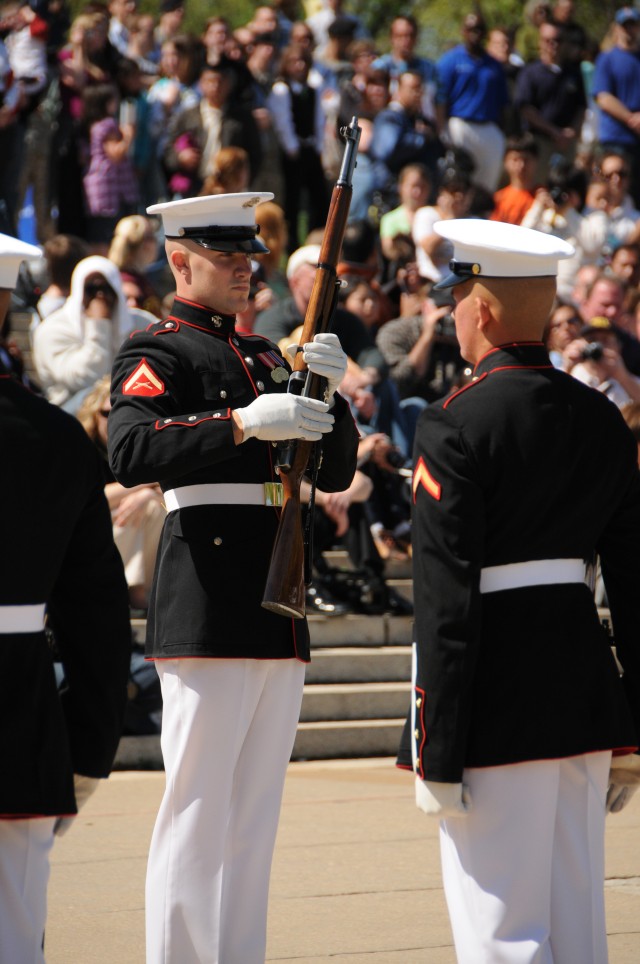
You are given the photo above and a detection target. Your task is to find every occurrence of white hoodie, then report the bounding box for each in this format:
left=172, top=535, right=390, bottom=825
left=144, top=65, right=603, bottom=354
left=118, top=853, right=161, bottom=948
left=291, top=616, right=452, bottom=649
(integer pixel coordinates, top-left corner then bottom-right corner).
left=32, top=256, right=156, bottom=407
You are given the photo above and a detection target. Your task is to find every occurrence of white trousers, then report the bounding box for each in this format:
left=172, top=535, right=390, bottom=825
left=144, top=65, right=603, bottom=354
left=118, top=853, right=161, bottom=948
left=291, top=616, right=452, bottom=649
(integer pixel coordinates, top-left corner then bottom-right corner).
left=145, top=657, right=305, bottom=964
left=447, top=117, right=506, bottom=193
left=439, top=752, right=611, bottom=964
left=0, top=817, right=55, bottom=964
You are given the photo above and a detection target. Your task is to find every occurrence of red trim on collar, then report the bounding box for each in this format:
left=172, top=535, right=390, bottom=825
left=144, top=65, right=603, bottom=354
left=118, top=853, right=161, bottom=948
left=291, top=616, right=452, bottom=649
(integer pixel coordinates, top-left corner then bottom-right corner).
left=178, top=318, right=227, bottom=336
left=173, top=295, right=209, bottom=310
left=473, top=341, right=545, bottom=374
left=488, top=364, right=554, bottom=374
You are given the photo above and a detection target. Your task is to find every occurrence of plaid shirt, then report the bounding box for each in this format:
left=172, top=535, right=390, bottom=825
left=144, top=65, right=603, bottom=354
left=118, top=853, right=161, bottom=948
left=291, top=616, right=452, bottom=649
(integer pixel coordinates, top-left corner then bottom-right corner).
left=83, top=117, right=139, bottom=217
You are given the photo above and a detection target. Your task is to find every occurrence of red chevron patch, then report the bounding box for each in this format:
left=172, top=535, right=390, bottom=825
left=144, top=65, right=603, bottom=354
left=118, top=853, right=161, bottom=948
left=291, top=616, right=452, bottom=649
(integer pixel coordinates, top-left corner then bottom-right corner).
left=412, top=456, right=442, bottom=503
left=123, top=359, right=165, bottom=396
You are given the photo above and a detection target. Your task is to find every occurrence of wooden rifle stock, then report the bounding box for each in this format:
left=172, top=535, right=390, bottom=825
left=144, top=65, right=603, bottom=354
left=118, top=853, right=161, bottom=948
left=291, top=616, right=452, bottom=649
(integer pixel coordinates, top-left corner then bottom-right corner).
left=262, top=117, right=361, bottom=618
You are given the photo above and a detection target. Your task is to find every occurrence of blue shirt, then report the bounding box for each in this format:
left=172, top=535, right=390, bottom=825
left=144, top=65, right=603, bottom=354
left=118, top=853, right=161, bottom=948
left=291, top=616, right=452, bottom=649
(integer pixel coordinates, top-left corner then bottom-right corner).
left=372, top=53, right=438, bottom=120
left=372, top=52, right=437, bottom=87
left=436, top=45, right=509, bottom=123
left=592, top=45, right=640, bottom=146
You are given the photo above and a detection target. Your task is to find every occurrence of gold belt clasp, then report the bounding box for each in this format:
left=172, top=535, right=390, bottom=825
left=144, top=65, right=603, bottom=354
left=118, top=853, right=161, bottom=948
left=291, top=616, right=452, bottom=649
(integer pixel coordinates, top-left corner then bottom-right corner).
left=263, top=482, right=284, bottom=507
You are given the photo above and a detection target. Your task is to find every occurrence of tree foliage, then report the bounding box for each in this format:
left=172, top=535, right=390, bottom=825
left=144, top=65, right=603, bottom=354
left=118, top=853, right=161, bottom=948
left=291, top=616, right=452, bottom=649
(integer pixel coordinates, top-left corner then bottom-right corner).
left=67, top=0, right=623, bottom=56
left=361, top=0, right=623, bottom=58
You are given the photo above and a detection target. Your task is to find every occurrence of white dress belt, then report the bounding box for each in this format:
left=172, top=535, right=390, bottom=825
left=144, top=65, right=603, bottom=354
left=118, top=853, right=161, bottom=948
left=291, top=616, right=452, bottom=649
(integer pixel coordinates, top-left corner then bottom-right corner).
left=164, top=483, right=284, bottom=512
left=480, top=559, right=587, bottom=594
left=0, top=603, right=46, bottom=633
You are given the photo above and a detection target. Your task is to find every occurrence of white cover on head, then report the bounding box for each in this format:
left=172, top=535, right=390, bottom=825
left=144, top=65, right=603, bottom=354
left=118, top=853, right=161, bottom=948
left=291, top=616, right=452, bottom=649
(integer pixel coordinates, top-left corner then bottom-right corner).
left=147, top=192, right=274, bottom=237
left=0, top=233, right=42, bottom=289
left=433, top=219, right=575, bottom=287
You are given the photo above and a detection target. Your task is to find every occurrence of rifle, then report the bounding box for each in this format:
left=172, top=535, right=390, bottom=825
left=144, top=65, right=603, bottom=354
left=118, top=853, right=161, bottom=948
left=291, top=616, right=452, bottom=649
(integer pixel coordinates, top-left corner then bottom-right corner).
left=261, top=116, right=361, bottom=619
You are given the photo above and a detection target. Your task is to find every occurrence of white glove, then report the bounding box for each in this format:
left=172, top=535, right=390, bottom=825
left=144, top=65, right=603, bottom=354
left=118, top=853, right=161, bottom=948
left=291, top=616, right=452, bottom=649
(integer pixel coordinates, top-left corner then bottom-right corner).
left=235, top=392, right=335, bottom=442
left=606, top=784, right=637, bottom=814
left=415, top=777, right=472, bottom=818
left=302, top=332, right=348, bottom=398
left=606, top=753, right=640, bottom=814
left=54, top=774, right=100, bottom=837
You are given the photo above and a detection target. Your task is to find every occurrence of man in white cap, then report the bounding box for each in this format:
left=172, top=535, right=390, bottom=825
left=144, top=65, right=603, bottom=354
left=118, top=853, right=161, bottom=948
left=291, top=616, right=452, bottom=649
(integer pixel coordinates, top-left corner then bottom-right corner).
left=108, top=192, right=359, bottom=963
left=400, top=218, right=640, bottom=962
left=0, top=234, right=131, bottom=963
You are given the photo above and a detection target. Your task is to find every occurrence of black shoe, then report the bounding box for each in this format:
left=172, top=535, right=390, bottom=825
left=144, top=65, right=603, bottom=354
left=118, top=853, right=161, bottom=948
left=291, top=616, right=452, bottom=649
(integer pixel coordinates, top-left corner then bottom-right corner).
left=354, top=579, right=414, bottom=616
left=385, top=587, right=413, bottom=616
left=306, top=583, right=352, bottom=616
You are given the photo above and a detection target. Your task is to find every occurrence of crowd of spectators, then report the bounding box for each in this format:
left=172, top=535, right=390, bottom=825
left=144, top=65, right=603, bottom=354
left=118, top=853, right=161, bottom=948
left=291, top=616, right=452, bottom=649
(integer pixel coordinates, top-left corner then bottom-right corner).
left=3, top=0, right=640, bottom=625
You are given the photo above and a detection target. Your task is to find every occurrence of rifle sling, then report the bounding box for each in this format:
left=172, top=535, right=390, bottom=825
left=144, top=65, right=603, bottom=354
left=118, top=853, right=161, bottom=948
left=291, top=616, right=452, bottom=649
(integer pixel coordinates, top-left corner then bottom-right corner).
left=303, top=443, right=321, bottom=587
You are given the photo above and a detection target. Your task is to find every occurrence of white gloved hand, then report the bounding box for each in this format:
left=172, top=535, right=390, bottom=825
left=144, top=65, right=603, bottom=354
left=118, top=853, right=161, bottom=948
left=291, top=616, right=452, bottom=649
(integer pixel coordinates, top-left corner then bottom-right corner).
left=235, top=392, right=334, bottom=442
left=606, top=753, right=640, bottom=814
left=606, top=783, right=638, bottom=814
left=415, top=777, right=472, bottom=818
left=302, top=332, right=348, bottom=398
left=54, top=774, right=100, bottom=837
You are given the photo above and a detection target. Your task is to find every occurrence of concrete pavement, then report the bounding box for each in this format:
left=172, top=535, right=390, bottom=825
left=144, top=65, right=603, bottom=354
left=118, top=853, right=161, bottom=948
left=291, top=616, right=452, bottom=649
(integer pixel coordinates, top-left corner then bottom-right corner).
left=46, top=760, right=640, bottom=963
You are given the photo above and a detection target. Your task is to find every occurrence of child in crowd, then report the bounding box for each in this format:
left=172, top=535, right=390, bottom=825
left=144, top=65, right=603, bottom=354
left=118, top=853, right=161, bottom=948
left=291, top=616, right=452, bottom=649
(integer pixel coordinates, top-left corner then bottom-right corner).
left=379, top=163, right=431, bottom=261
left=491, top=133, right=539, bottom=225
left=81, top=83, right=139, bottom=253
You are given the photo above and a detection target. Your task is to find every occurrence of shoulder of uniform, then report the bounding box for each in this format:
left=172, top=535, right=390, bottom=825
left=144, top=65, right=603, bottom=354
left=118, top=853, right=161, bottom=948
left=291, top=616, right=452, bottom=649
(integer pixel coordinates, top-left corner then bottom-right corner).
left=126, top=317, right=183, bottom=340
left=441, top=373, right=488, bottom=411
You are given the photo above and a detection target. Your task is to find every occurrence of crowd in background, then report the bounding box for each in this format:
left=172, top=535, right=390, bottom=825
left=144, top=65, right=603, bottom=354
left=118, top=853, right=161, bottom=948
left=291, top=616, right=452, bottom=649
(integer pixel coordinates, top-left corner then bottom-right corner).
left=3, top=0, right=640, bottom=633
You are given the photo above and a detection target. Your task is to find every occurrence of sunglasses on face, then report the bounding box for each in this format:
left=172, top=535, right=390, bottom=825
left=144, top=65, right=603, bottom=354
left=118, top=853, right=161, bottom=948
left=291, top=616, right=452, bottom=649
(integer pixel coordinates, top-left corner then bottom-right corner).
left=85, top=280, right=115, bottom=299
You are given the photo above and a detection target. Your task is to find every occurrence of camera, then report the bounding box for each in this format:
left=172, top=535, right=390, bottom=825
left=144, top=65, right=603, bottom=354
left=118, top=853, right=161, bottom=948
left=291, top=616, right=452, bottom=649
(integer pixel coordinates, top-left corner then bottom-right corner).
left=580, top=341, right=604, bottom=362
left=435, top=313, right=457, bottom=340
left=549, top=185, right=568, bottom=206
left=385, top=448, right=406, bottom=469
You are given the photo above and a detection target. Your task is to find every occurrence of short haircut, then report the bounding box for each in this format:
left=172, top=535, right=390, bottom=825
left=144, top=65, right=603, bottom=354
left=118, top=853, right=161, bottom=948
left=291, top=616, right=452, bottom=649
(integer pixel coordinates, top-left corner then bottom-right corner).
left=398, top=162, right=431, bottom=186
left=504, top=132, right=539, bottom=158
left=392, top=14, right=418, bottom=34
left=584, top=271, right=624, bottom=301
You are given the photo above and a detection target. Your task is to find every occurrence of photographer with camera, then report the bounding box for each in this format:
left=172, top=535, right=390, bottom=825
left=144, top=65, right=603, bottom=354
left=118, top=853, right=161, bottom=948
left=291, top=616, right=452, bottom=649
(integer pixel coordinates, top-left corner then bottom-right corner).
left=32, top=255, right=157, bottom=413
left=563, top=315, right=640, bottom=407
left=376, top=285, right=464, bottom=403
left=521, top=159, right=603, bottom=299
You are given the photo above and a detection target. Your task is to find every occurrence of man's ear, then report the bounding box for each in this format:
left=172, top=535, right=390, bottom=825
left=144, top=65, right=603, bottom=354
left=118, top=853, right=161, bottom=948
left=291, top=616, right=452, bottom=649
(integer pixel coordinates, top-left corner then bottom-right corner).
left=170, top=249, right=190, bottom=277
left=476, top=296, right=494, bottom=333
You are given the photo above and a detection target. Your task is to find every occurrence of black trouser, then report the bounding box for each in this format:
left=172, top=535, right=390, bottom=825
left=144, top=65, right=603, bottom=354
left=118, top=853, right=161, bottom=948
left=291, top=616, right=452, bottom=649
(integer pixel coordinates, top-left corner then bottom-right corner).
left=280, top=145, right=328, bottom=253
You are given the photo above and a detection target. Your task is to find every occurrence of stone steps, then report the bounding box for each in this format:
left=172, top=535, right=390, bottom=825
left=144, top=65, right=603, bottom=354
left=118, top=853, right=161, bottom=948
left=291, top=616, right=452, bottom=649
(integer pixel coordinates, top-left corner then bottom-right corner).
left=293, top=718, right=406, bottom=760
left=299, top=681, right=410, bottom=722
left=118, top=624, right=413, bottom=768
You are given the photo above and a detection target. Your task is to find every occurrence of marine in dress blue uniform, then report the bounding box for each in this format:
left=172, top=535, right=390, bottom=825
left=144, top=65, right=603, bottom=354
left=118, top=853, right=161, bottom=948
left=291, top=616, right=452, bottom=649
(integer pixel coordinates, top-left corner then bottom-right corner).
left=402, top=219, right=640, bottom=963
left=108, top=192, right=359, bottom=963
left=0, top=236, right=131, bottom=963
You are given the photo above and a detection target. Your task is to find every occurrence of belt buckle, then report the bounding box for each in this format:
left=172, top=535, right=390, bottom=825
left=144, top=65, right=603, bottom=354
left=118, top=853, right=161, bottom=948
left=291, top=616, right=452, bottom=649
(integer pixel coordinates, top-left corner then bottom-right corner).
left=263, top=482, right=284, bottom=507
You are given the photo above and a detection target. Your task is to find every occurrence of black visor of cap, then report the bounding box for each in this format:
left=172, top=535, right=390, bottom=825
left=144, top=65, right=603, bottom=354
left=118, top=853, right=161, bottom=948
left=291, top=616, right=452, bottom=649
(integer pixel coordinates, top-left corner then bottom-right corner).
left=433, top=259, right=482, bottom=290
left=167, top=224, right=270, bottom=254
